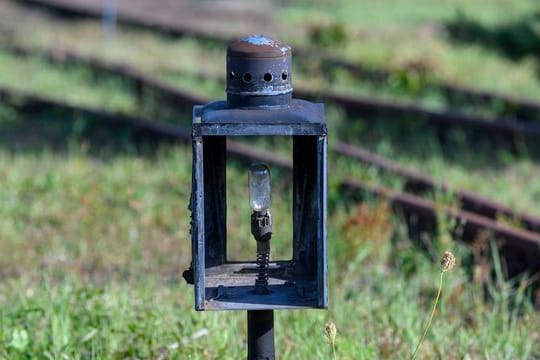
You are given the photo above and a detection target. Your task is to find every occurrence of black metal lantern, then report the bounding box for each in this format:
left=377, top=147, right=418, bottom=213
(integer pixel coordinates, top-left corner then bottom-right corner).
left=185, top=35, right=327, bottom=314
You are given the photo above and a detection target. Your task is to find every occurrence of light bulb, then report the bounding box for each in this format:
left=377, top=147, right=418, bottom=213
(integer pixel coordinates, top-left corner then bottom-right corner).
left=248, top=163, right=271, bottom=212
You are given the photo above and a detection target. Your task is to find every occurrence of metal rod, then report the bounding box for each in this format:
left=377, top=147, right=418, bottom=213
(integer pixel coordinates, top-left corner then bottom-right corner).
left=334, top=141, right=540, bottom=232
left=9, top=43, right=540, bottom=141
left=340, top=177, right=540, bottom=276
left=247, top=310, right=275, bottom=360
left=17, top=1, right=540, bottom=121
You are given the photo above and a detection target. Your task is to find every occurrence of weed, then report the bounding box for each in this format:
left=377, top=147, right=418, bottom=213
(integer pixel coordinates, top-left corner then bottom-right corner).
left=325, top=320, right=337, bottom=360
left=411, top=251, right=456, bottom=359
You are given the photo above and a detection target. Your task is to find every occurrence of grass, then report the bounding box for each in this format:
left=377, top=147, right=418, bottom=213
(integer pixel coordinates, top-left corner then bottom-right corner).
left=411, top=251, right=455, bottom=359
left=281, top=0, right=539, bottom=27
left=0, top=193, right=538, bottom=358
left=0, top=110, right=538, bottom=358
left=0, top=50, right=137, bottom=113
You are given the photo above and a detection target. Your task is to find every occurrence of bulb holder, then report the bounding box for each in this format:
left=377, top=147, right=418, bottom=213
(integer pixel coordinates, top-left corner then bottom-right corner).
left=251, top=211, right=272, bottom=242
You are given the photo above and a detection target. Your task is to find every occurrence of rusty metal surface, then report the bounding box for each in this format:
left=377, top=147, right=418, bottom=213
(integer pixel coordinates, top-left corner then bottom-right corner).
left=333, top=141, right=540, bottom=233
left=2, top=84, right=539, bottom=283
left=228, top=35, right=291, bottom=59
left=17, top=0, right=540, bottom=121
left=6, top=43, right=540, bottom=233
left=340, top=178, right=540, bottom=278
left=7, top=43, right=540, bottom=142
left=203, top=263, right=319, bottom=310
left=226, top=35, right=292, bottom=106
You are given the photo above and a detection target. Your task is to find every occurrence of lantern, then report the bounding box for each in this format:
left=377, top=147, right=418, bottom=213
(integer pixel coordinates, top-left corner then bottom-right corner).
left=186, top=34, right=327, bottom=312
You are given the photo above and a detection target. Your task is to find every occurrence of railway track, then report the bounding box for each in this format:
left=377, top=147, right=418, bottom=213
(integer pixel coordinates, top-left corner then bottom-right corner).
left=322, top=57, right=540, bottom=122
left=334, top=142, right=540, bottom=233
left=0, top=86, right=290, bottom=167
left=1, top=84, right=540, bottom=286
left=340, top=179, right=540, bottom=280
left=5, top=43, right=540, bottom=232
left=16, top=0, right=540, bottom=122
left=6, top=43, right=540, bottom=147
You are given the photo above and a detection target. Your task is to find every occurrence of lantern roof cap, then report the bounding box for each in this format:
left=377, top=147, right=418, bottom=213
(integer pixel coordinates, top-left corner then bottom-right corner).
left=227, top=35, right=291, bottom=59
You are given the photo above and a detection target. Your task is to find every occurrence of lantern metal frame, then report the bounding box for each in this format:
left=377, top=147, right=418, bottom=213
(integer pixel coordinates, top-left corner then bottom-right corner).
left=189, top=99, right=327, bottom=311
left=186, top=34, right=328, bottom=317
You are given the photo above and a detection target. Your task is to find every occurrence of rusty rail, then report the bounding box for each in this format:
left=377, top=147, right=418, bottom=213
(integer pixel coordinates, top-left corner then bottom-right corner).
left=323, top=57, right=540, bottom=121
left=2, top=85, right=540, bottom=282
left=6, top=43, right=540, bottom=143
left=16, top=0, right=540, bottom=122
left=334, top=142, right=540, bottom=232
left=0, top=86, right=290, bottom=167
left=6, top=43, right=540, bottom=234
left=297, top=90, right=540, bottom=139
left=6, top=43, right=540, bottom=231
left=17, top=0, right=234, bottom=43
left=340, top=178, right=540, bottom=278
left=0, top=86, right=192, bottom=140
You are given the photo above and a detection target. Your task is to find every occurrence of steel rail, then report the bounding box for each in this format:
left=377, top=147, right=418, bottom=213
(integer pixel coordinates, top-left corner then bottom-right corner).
left=15, top=0, right=540, bottom=121
left=333, top=142, right=540, bottom=232
left=2, top=85, right=539, bottom=282
left=295, top=90, right=540, bottom=139
left=339, top=178, right=540, bottom=278
left=6, top=43, right=540, bottom=142
left=17, top=0, right=233, bottom=43
left=6, top=43, right=540, bottom=233
left=0, top=86, right=290, bottom=167
left=6, top=43, right=540, bottom=235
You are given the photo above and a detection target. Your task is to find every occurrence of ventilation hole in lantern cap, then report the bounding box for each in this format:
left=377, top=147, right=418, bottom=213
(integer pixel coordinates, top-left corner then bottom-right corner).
left=243, top=73, right=252, bottom=82
left=264, top=73, right=273, bottom=82
left=229, top=72, right=235, bottom=80
left=281, top=72, right=288, bottom=80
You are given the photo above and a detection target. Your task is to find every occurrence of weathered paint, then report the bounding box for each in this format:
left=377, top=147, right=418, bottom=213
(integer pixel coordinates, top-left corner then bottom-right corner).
left=241, top=35, right=275, bottom=47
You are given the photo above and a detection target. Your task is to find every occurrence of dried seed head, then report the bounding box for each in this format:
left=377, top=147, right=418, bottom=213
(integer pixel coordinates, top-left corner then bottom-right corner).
left=440, top=251, right=456, bottom=272
left=325, top=321, right=337, bottom=346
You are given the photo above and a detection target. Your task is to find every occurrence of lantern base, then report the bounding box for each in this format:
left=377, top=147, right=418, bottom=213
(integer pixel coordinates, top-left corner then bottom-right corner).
left=201, top=261, right=321, bottom=310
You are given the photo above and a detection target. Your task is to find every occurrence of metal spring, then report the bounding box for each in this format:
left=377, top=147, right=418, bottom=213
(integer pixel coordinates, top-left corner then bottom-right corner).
left=255, top=252, right=269, bottom=284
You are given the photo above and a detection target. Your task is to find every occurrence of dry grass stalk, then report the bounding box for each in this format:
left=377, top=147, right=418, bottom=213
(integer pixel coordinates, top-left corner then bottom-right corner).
left=325, top=320, right=337, bottom=360
left=441, top=251, right=455, bottom=272
left=411, top=251, right=456, bottom=360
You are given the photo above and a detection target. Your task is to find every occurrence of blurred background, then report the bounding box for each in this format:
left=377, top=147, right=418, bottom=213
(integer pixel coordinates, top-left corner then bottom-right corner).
left=0, top=0, right=540, bottom=358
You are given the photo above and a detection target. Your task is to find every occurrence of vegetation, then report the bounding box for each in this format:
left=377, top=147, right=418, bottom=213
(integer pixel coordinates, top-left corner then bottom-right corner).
left=0, top=0, right=539, bottom=358
left=411, top=251, right=455, bottom=359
